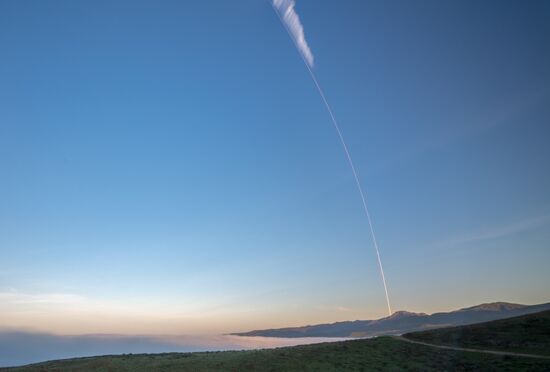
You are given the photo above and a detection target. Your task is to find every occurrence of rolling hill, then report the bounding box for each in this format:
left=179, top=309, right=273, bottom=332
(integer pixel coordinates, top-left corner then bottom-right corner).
left=404, top=309, right=550, bottom=356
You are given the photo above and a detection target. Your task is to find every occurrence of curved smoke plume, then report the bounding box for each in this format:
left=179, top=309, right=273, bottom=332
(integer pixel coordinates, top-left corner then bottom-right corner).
left=271, top=0, right=393, bottom=316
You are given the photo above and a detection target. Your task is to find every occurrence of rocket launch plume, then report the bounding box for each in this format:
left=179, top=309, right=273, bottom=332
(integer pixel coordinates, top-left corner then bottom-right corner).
left=271, top=0, right=393, bottom=316
left=272, top=0, right=314, bottom=68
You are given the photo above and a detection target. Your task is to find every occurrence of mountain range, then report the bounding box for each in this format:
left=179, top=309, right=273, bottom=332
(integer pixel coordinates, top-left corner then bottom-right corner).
left=232, top=301, right=550, bottom=338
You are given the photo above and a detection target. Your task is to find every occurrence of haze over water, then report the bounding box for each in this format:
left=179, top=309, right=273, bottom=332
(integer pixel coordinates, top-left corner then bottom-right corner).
left=0, top=333, right=348, bottom=367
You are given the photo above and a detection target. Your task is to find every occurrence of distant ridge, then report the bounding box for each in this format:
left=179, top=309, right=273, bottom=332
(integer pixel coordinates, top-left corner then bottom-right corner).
left=232, top=301, right=550, bottom=338
left=459, top=302, right=527, bottom=312
left=382, top=310, right=428, bottom=319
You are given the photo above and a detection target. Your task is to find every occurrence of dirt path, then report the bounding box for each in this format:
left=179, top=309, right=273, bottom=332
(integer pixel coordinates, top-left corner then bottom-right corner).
left=392, top=335, right=550, bottom=360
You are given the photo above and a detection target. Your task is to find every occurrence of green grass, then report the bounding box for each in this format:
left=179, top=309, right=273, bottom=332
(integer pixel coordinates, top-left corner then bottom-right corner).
left=3, top=336, right=550, bottom=372
left=404, top=309, right=550, bottom=356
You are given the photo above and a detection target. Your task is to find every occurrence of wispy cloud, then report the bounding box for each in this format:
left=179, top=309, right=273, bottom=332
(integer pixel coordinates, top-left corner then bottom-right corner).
left=394, top=84, right=550, bottom=168
left=436, top=214, right=550, bottom=248
left=314, top=304, right=356, bottom=314
left=334, top=306, right=354, bottom=313
left=272, top=0, right=314, bottom=68
left=0, top=290, right=213, bottom=335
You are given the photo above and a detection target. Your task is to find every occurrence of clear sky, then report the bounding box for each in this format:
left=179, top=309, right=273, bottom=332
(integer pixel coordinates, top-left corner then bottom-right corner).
left=1, top=0, right=549, bottom=335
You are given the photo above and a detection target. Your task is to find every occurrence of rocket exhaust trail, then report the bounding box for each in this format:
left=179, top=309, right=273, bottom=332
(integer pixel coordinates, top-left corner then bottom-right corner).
left=271, top=2, right=393, bottom=316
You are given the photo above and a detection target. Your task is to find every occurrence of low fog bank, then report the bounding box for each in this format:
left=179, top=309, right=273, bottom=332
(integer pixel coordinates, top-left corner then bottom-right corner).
left=0, top=331, right=346, bottom=367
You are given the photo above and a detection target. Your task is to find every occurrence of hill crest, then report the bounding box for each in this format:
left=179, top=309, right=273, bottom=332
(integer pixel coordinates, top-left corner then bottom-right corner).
left=232, top=301, right=550, bottom=338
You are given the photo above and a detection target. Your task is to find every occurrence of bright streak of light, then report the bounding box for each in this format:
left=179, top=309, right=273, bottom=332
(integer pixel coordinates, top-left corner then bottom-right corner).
left=271, top=1, right=392, bottom=316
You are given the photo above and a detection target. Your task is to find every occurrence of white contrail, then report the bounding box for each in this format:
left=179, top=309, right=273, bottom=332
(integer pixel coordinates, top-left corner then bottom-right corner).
left=272, top=0, right=314, bottom=68
left=271, top=0, right=393, bottom=316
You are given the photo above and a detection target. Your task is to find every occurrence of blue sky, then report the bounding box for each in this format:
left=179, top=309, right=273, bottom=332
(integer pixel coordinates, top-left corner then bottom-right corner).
left=1, top=0, right=549, bottom=335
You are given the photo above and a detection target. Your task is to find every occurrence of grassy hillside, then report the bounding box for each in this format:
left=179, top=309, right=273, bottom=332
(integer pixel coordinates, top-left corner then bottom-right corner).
left=4, top=336, right=550, bottom=371
left=4, top=310, right=550, bottom=371
left=405, top=309, right=550, bottom=356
